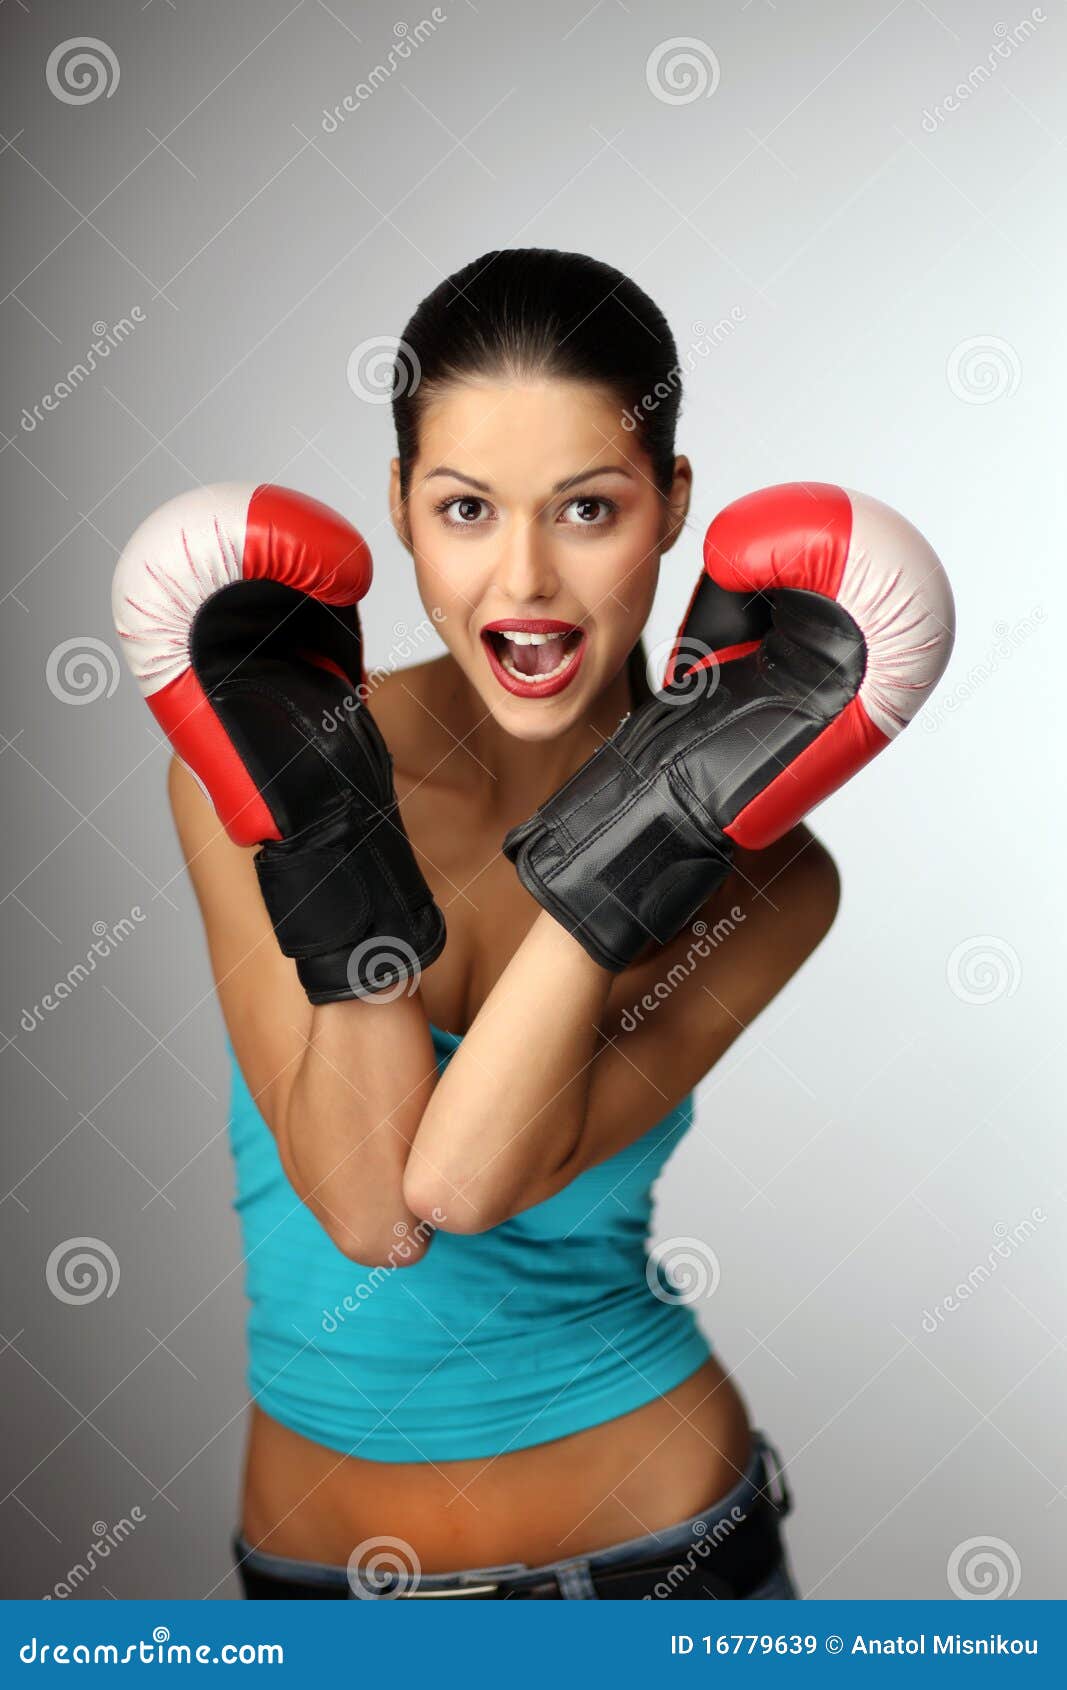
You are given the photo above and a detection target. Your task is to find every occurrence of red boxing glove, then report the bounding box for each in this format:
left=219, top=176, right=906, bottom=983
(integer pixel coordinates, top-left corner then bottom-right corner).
left=112, top=483, right=445, bottom=1000
left=505, top=481, right=955, bottom=970
left=664, top=479, right=957, bottom=847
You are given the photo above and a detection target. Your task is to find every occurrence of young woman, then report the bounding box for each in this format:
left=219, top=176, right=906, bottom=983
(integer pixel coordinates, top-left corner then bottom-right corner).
left=113, top=248, right=952, bottom=1599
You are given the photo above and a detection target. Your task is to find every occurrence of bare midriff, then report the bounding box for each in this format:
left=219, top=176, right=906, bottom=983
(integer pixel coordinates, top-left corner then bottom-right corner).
left=240, top=1355, right=752, bottom=1572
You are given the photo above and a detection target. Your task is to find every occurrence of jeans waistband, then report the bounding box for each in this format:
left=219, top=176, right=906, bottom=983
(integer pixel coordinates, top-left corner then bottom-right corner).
left=234, top=1428, right=790, bottom=1597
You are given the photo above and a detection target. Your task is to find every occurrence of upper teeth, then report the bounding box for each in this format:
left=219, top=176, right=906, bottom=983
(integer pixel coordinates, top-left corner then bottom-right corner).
left=498, top=630, right=566, bottom=645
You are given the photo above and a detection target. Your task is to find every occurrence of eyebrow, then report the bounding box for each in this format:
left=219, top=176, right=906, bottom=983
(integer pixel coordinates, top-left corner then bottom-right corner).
left=423, top=465, right=635, bottom=495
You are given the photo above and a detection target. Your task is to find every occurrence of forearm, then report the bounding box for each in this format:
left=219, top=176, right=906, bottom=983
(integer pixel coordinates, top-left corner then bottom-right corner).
left=403, top=912, right=612, bottom=1232
left=278, top=992, right=440, bottom=1264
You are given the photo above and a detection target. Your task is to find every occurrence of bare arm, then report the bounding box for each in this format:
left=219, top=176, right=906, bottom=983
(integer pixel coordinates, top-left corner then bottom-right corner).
left=169, top=757, right=440, bottom=1266
left=403, top=826, right=840, bottom=1232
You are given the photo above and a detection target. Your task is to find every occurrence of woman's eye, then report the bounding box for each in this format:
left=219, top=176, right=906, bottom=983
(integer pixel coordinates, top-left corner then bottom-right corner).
left=560, top=496, right=615, bottom=527
left=438, top=496, right=491, bottom=526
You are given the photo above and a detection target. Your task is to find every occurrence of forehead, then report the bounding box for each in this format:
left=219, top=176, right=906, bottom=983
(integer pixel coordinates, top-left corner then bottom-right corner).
left=414, top=379, right=646, bottom=488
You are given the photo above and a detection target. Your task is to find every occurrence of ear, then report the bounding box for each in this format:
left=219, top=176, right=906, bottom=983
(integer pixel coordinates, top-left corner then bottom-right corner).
left=389, top=457, right=413, bottom=555
left=660, top=455, right=692, bottom=555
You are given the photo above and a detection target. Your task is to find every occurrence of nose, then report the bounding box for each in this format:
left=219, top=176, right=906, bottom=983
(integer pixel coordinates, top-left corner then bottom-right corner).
left=494, top=513, right=561, bottom=607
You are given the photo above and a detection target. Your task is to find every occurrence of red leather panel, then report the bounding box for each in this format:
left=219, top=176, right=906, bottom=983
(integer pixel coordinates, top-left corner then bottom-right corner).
left=244, top=485, right=373, bottom=605
left=704, top=481, right=853, bottom=598
left=724, top=696, right=889, bottom=849
left=150, top=669, right=279, bottom=846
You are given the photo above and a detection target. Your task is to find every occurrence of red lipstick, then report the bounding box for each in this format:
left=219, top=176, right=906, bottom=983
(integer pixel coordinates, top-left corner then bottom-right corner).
left=480, top=619, right=587, bottom=700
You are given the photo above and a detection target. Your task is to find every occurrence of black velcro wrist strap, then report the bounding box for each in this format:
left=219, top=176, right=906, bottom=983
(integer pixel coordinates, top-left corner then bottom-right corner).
left=255, top=806, right=372, bottom=959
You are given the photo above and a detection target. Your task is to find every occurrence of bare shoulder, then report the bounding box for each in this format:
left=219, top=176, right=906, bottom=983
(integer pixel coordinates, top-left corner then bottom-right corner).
left=718, top=821, right=842, bottom=979
left=733, top=822, right=841, bottom=921
left=601, top=822, right=841, bottom=1049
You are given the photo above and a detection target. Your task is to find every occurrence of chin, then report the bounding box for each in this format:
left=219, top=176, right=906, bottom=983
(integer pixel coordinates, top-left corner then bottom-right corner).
left=483, top=687, right=591, bottom=742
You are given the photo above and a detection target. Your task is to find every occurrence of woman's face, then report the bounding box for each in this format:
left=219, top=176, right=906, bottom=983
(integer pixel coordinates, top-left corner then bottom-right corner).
left=391, top=379, right=690, bottom=740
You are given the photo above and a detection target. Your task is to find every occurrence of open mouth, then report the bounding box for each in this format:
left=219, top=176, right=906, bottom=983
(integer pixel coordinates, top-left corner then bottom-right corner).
left=481, top=621, right=587, bottom=698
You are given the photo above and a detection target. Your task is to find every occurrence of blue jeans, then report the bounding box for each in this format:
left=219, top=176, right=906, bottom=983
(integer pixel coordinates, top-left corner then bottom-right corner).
left=234, top=1429, right=800, bottom=1600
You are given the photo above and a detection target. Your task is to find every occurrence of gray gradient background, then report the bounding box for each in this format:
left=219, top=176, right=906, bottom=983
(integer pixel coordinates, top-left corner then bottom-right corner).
left=2, top=0, right=1063, bottom=1602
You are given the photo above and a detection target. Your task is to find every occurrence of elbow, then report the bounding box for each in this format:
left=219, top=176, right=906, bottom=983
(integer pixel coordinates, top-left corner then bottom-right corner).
left=280, top=1127, right=433, bottom=1269
left=439, top=1204, right=509, bottom=1236
left=403, top=1168, right=507, bottom=1236
left=318, top=1210, right=433, bottom=1269
left=402, top=1130, right=582, bottom=1236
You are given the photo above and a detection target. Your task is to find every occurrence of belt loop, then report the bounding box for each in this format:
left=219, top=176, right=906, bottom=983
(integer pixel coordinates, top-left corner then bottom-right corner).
left=556, top=1559, right=597, bottom=1600
left=755, top=1431, right=793, bottom=1519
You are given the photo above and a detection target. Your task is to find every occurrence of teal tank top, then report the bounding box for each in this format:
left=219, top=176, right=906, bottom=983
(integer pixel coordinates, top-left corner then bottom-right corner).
left=227, top=1023, right=710, bottom=1462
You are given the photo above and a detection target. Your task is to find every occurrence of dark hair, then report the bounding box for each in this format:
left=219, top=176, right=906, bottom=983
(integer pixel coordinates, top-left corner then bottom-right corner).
left=392, top=248, right=681, bottom=707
